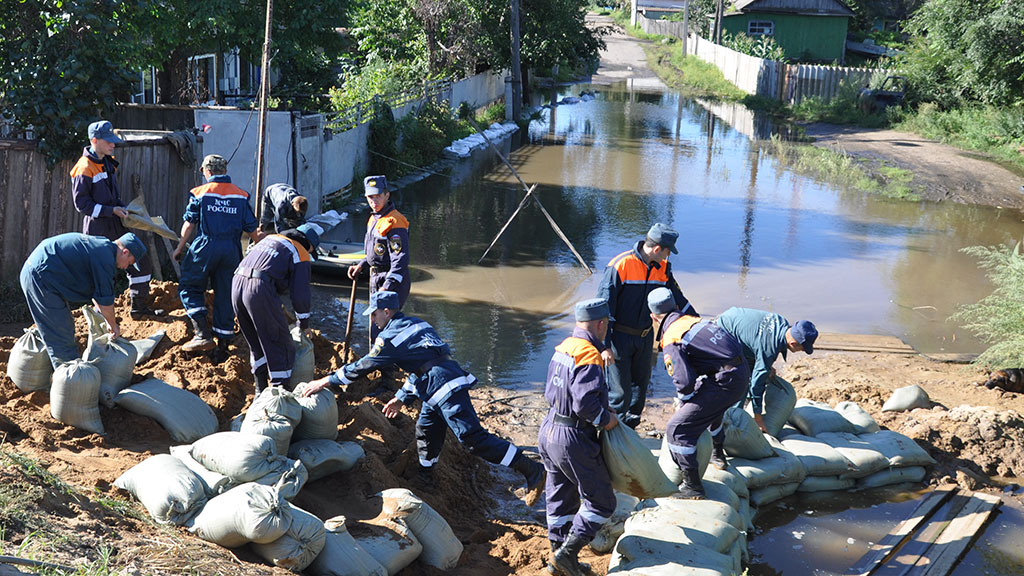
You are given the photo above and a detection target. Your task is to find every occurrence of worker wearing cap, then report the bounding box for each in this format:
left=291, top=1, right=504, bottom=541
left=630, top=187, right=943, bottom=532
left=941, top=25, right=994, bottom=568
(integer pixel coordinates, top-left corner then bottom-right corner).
left=173, top=154, right=263, bottom=362
left=303, top=291, right=545, bottom=501
left=539, top=298, right=619, bottom=576
left=260, top=183, right=308, bottom=233
left=347, top=176, right=410, bottom=338
left=20, top=232, right=147, bottom=368
left=70, top=120, right=159, bottom=319
left=597, top=223, right=697, bottom=429
left=232, top=223, right=321, bottom=393
left=648, top=287, right=749, bottom=499
left=716, top=308, right=818, bottom=433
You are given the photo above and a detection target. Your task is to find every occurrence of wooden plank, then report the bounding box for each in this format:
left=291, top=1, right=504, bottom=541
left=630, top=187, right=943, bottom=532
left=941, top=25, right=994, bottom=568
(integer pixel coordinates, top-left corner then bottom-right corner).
left=876, top=493, right=972, bottom=576
left=816, top=332, right=917, bottom=355
left=910, top=492, right=1001, bottom=576
left=847, top=485, right=959, bottom=576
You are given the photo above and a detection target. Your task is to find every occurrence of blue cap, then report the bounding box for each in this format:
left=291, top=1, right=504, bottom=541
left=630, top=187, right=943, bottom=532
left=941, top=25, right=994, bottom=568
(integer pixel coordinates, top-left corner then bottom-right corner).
left=790, top=320, right=818, bottom=354
left=363, top=290, right=400, bottom=316
left=364, top=175, right=389, bottom=196
left=647, top=287, right=676, bottom=315
left=296, top=223, right=321, bottom=252
left=117, top=232, right=147, bottom=262
left=647, top=223, right=679, bottom=255
left=574, top=298, right=609, bottom=322
left=88, top=120, right=123, bottom=144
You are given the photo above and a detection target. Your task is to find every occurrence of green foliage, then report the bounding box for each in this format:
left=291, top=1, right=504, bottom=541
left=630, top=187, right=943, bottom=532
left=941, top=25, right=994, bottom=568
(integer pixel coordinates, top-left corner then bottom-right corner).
left=791, top=80, right=890, bottom=127
left=396, top=100, right=464, bottom=173
left=952, top=242, right=1024, bottom=368
left=895, top=103, right=1024, bottom=170
left=721, top=32, right=787, bottom=61
left=664, top=0, right=718, bottom=35
left=0, top=481, right=45, bottom=530
left=329, top=55, right=428, bottom=111
left=368, top=100, right=399, bottom=177
left=646, top=44, right=746, bottom=100
left=478, top=102, right=506, bottom=125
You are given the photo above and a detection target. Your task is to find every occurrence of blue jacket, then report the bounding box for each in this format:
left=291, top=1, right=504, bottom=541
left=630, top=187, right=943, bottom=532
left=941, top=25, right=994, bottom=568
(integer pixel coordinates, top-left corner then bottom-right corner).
left=236, top=234, right=314, bottom=329
left=23, top=233, right=118, bottom=305
left=715, top=307, right=790, bottom=415
left=659, top=311, right=744, bottom=402
left=70, top=147, right=127, bottom=238
left=184, top=175, right=258, bottom=253
left=544, top=327, right=612, bottom=429
left=363, top=202, right=410, bottom=291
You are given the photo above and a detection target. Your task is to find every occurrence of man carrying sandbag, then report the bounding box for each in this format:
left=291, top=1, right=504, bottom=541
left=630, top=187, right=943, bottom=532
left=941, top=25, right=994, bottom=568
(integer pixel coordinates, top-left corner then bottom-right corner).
left=648, top=288, right=749, bottom=499
left=539, top=298, right=619, bottom=576
left=259, top=183, right=308, bottom=233
left=20, top=232, right=147, bottom=368
left=232, top=223, right=321, bottom=394
left=715, top=308, right=818, bottom=433
left=302, top=291, right=545, bottom=500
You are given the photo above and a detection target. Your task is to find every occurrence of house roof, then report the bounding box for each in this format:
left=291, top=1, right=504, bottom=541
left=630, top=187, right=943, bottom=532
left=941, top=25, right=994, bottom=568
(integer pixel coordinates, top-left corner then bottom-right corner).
left=731, top=0, right=855, bottom=17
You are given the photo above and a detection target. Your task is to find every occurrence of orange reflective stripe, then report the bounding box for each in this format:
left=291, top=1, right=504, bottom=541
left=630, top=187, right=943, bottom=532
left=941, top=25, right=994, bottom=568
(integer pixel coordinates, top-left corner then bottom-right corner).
left=661, top=315, right=702, bottom=347
left=269, top=234, right=312, bottom=262
left=554, top=337, right=603, bottom=368
left=612, top=252, right=670, bottom=283
left=374, top=211, right=410, bottom=235
left=69, top=157, right=103, bottom=179
left=190, top=182, right=249, bottom=198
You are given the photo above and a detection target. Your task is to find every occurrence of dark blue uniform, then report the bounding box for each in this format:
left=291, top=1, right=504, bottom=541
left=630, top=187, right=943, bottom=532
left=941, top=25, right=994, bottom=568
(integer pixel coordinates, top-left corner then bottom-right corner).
left=178, top=175, right=258, bottom=339
left=660, top=312, right=749, bottom=473
left=538, top=328, right=616, bottom=544
left=328, top=313, right=521, bottom=470
left=362, top=202, right=410, bottom=332
left=260, top=183, right=306, bottom=233
left=232, top=234, right=313, bottom=387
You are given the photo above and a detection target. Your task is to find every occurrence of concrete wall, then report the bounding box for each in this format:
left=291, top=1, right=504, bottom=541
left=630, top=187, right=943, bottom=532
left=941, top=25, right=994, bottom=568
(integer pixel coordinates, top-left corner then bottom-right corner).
left=193, top=109, right=294, bottom=199
left=451, top=70, right=505, bottom=111
left=321, top=122, right=370, bottom=198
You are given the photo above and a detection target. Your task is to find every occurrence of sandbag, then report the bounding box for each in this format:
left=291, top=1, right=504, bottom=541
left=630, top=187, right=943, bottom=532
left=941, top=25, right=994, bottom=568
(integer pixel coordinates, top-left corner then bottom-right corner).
left=289, top=327, right=315, bottom=390
left=114, top=454, right=207, bottom=525
left=292, top=382, right=339, bottom=441
left=729, top=438, right=806, bottom=490
left=187, top=483, right=292, bottom=547
left=780, top=434, right=857, bottom=477
left=798, top=475, right=855, bottom=492
left=703, top=465, right=749, bottom=499
left=191, top=432, right=285, bottom=482
left=724, top=406, right=775, bottom=460
left=858, top=430, right=936, bottom=468
left=624, top=506, right=740, bottom=554
left=115, top=378, right=218, bottom=443
left=835, top=401, right=881, bottom=434
left=602, top=424, right=677, bottom=499
left=242, top=386, right=303, bottom=455
left=788, top=398, right=858, bottom=436
left=816, top=432, right=891, bottom=479
left=609, top=533, right=736, bottom=576
left=8, top=327, right=53, bottom=392
left=254, top=458, right=308, bottom=501
left=288, top=439, right=365, bottom=482
left=591, top=492, right=640, bottom=553
left=639, top=496, right=744, bottom=532
left=346, top=517, right=423, bottom=576
left=882, top=385, right=931, bottom=412
left=250, top=503, right=326, bottom=571
left=85, top=333, right=138, bottom=408
left=169, top=444, right=234, bottom=496
left=857, top=466, right=927, bottom=489
left=744, top=375, right=798, bottom=438
left=379, top=488, right=462, bottom=570
left=750, top=481, right=800, bottom=507
left=702, top=476, right=741, bottom=512
left=50, top=360, right=104, bottom=435
left=307, top=515, right=388, bottom=576
left=658, top=430, right=711, bottom=485
left=130, top=331, right=165, bottom=365
left=776, top=426, right=802, bottom=440
left=123, top=195, right=179, bottom=240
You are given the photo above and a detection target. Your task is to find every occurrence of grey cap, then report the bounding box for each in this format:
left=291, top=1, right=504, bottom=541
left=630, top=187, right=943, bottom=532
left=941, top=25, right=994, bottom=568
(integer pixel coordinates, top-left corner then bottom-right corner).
left=201, top=154, right=228, bottom=173
left=575, top=298, right=609, bottom=322
left=364, top=175, right=389, bottom=196
left=647, top=287, right=676, bottom=315
left=88, top=120, right=122, bottom=144
left=363, top=290, right=400, bottom=316
left=790, top=320, right=818, bottom=354
left=646, top=222, right=679, bottom=255
left=117, top=232, right=147, bottom=262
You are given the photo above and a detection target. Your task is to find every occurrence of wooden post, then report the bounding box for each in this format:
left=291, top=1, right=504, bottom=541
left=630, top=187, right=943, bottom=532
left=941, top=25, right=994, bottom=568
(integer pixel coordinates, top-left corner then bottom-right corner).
left=509, top=0, right=523, bottom=121
left=682, top=0, right=690, bottom=56
left=253, top=0, right=274, bottom=223
left=715, top=0, right=724, bottom=44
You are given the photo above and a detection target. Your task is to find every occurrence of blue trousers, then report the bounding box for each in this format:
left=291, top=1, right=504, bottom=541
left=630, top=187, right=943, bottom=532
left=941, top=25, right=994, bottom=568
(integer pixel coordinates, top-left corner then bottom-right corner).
left=538, top=419, right=616, bottom=542
left=668, top=365, right=749, bottom=472
left=232, top=275, right=295, bottom=387
left=415, top=388, right=519, bottom=469
left=179, top=239, right=240, bottom=338
left=19, top=266, right=77, bottom=369
left=606, top=329, right=654, bottom=428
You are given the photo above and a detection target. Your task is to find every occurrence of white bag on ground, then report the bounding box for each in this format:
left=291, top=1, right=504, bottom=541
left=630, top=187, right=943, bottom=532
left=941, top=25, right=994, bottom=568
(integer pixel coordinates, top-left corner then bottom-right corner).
left=724, top=406, right=775, bottom=459
left=591, top=492, right=640, bottom=553
left=816, top=432, right=891, bottom=479
left=288, top=439, right=365, bottom=482
left=602, top=424, right=677, bottom=499
left=346, top=517, right=423, bottom=576
left=780, top=434, right=857, bottom=477
left=169, top=444, right=234, bottom=496
left=115, top=378, right=218, bottom=443
left=658, top=430, right=711, bottom=485
left=379, top=488, right=462, bottom=570
left=750, top=481, right=801, bottom=507
left=747, top=375, right=798, bottom=437
left=882, top=385, right=931, bottom=412
left=798, top=475, right=856, bottom=492
left=835, top=401, right=881, bottom=433
left=250, top=503, right=326, bottom=571
left=292, top=382, right=339, bottom=441
left=50, top=360, right=104, bottom=435
left=308, top=516, right=388, bottom=576
left=857, top=466, right=927, bottom=489
left=289, top=327, right=315, bottom=390
left=255, top=458, right=308, bottom=501
left=191, top=432, right=285, bottom=482
left=114, top=454, right=206, bottom=525
left=84, top=333, right=138, bottom=408
left=788, top=398, right=858, bottom=436
left=130, top=331, right=165, bottom=365
left=9, top=327, right=53, bottom=393
left=858, top=430, right=936, bottom=467
left=187, top=483, right=292, bottom=547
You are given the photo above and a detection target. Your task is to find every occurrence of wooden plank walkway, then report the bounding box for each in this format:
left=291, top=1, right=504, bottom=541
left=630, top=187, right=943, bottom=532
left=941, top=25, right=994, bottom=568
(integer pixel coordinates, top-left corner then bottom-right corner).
left=847, top=485, right=1002, bottom=576
left=816, top=333, right=917, bottom=355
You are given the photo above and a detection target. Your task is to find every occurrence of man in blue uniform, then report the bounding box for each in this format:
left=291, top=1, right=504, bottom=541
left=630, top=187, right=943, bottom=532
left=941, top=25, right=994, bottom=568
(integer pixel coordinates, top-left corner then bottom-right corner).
left=597, top=223, right=695, bottom=429
left=303, top=291, right=544, bottom=501
left=232, top=223, right=320, bottom=394
left=70, top=120, right=159, bottom=318
left=539, top=298, right=619, bottom=576
left=648, top=288, right=749, bottom=499
left=172, top=154, right=263, bottom=361
left=259, top=183, right=308, bottom=233
left=20, top=232, right=147, bottom=368
left=716, top=308, right=817, bottom=433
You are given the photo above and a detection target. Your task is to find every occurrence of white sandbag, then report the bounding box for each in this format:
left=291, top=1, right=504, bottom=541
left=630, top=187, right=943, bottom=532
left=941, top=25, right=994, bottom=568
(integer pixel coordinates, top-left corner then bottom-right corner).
left=624, top=507, right=740, bottom=554
left=780, top=434, right=857, bottom=477
left=750, top=481, right=800, bottom=507
left=703, top=465, right=749, bottom=499
left=85, top=333, right=137, bottom=408
left=50, top=360, right=104, bottom=435
left=724, top=406, right=775, bottom=459
left=703, top=476, right=741, bottom=512
left=609, top=532, right=736, bottom=575
left=738, top=495, right=753, bottom=532
left=882, top=384, right=931, bottom=412
left=798, top=475, right=855, bottom=492
left=858, top=430, right=936, bottom=467
left=130, top=331, right=165, bottom=365
left=230, top=412, right=244, bottom=432
left=658, top=430, right=711, bottom=485
left=241, top=411, right=294, bottom=457
left=762, top=376, right=798, bottom=437
left=639, top=496, right=745, bottom=532
left=250, top=503, right=326, bottom=571
left=169, top=444, right=234, bottom=496
left=591, top=492, right=641, bottom=553
left=114, top=378, right=218, bottom=443
left=788, top=398, right=858, bottom=436
left=835, top=401, right=881, bottom=434
left=9, top=327, right=53, bottom=392
left=777, top=426, right=802, bottom=440
left=187, top=483, right=292, bottom=547
left=289, top=327, right=315, bottom=390
left=114, top=454, right=207, bottom=525
left=602, top=424, right=677, bottom=499
left=379, top=488, right=462, bottom=570
left=346, top=517, right=423, bottom=576
left=292, top=382, right=339, bottom=441
left=288, top=439, right=364, bottom=482
left=857, top=466, right=928, bottom=489
left=255, top=458, right=308, bottom=501
left=191, top=432, right=285, bottom=482
left=816, top=432, right=891, bottom=479
left=730, top=438, right=806, bottom=490
left=728, top=533, right=746, bottom=575
left=307, top=515, right=388, bottom=576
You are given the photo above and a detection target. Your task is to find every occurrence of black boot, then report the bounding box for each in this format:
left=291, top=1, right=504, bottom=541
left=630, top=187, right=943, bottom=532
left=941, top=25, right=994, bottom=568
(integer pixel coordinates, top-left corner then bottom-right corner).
left=211, top=337, right=231, bottom=364
left=130, top=299, right=165, bottom=320
left=551, top=532, right=591, bottom=576
left=253, top=371, right=269, bottom=396
left=677, top=465, right=706, bottom=500
left=182, top=317, right=215, bottom=352
left=511, top=452, right=546, bottom=506
left=710, top=442, right=729, bottom=471
left=416, top=465, right=436, bottom=489
left=548, top=540, right=590, bottom=574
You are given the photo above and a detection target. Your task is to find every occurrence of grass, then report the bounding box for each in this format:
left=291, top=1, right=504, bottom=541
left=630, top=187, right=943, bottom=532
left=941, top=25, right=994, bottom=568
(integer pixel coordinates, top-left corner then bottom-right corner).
left=895, top=103, right=1024, bottom=172
left=952, top=242, right=1024, bottom=368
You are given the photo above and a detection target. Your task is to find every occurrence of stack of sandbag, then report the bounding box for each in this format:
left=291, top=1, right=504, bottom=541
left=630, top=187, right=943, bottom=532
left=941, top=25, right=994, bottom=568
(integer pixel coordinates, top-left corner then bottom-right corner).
left=187, top=482, right=292, bottom=547
left=292, top=382, right=340, bottom=441
left=307, top=515, right=388, bottom=576
left=114, top=454, right=207, bottom=525
left=722, top=407, right=775, bottom=460
left=787, top=399, right=859, bottom=437
left=602, top=424, right=677, bottom=499
left=115, top=378, right=218, bottom=443
left=289, top=327, right=316, bottom=390
left=50, top=359, right=104, bottom=435
left=8, top=327, right=53, bottom=393
left=250, top=503, right=326, bottom=571
left=728, top=436, right=806, bottom=507
left=848, top=430, right=935, bottom=489
left=780, top=433, right=858, bottom=493
left=241, top=387, right=304, bottom=455
left=190, top=431, right=308, bottom=500
left=657, top=430, right=712, bottom=485
left=744, top=375, right=798, bottom=437
left=590, top=492, right=641, bottom=553
left=834, top=401, right=881, bottom=433
left=170, top=444, right=234, bottom=496
left=288, top=440, right=365, bottom=482
left=378, top=488, right=462, bottom=570
left=344, top=516, right=424, bottom=575
left=83, top=319, right=138, bottom=408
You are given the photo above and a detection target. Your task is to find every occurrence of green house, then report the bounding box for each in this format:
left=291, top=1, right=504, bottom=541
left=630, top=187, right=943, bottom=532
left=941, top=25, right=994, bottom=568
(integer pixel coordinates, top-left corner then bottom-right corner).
left=722, top=0, right=855, bottom=63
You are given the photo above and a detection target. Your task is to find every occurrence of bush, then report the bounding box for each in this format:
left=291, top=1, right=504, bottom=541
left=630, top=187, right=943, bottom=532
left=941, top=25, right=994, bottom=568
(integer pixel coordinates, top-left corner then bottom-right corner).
left=396, top=100, right=464, bottom=174
left=328, top=55, right=427, bottom=112
left=368, top=100, right=399, bottom=178
left=722, top=32, right=786, bottom=61
left=952, top=242, right=1024, bottom=368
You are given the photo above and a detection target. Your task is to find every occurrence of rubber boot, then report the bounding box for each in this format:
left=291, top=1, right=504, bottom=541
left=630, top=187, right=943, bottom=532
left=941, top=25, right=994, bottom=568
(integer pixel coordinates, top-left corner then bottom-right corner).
left=211, top=337, right=231, bottom=364
left=677, top=465, right=706, bottom=500
left=551, top=532, right=591, bottom=576
left=549, top=540, right=590, bottom=574
left=253, top=371, right=269, bottom=397
left=710, top=441, right=729, bottom=471
left=512, top=452, right=546, bottom=506
left=182, top=317, right=215, bottom=352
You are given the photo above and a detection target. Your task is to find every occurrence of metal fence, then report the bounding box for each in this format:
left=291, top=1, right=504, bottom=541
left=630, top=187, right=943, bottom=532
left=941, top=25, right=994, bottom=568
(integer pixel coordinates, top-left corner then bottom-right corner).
left=325, top=78, right=455, bottom=132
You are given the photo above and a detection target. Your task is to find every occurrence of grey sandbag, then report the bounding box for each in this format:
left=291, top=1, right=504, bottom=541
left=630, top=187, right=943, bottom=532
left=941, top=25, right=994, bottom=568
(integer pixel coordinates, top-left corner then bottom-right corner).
left=609, top=532, right=736, bottom=575
left=254, top=458, right=308, bottom=501
left=308, top=515, right=388, bottom=576
left=85, top=333, right=138, bottom=408
left=639, top=496, right=745, bottom=532
left=858, top=430, right=936, bottom=467
left=50, top=360, right=104, bottom=435
left=289, top=327, right=315, bottom=390
left=729, top=437, right=806, bottom=489
left=250, top=503, right=326, bottom=571
left=798, top=475, right=855, bottom=492
left=191, top=431, right=285, bottom=482
left=788, top=398, right=858, bottom=436
left=115, top=378, right=218, bottom=443
left=835, top=401, right=881, bottom=434
left=658, top=430, right=711, bottom=485
left=114, top=454, right=206, bottom=525
left=187, top=482, right=292, bottom=547
left=780, top=434, right=857, bottom=477
left=169, top=444, right=234, bottom=496
left=346, top=517, right=423, bottom=576
left=9, top=327, right=53, bottom=392
left=602, top=424, right=677, bottom=499
left=591, top=492, right=641, bottom=553
left=242, top=386, right=303, bottom=455
left=288, top=439, right=365, bottom=482
left=130, top=331, right=165, bottom=365
left=703, top=465, right=749, bottom=499
left=379, top=488, right=463, bottom=570
left=123, top=195, right=179, bottom=240
left=857, top=466, right=927, bottom=489
left=624, top=506, right=740, bottom=554
left=744, top=375, right=798, bottom=437
left=724, top=405, right=775, bottom=459
left=882, top=384, right=931, bottom=412
left=816, top=432, right=891, bottom=479
left=703, top=476, right=741, bottom=511
left=750, top=481, right=800, bottom=507
left=292, top=382, right=339, bottom=441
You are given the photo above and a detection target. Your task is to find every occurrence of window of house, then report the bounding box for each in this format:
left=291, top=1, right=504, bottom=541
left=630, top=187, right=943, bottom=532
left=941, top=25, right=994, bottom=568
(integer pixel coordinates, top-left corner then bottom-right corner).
left=748, top=20, right=774, bottom=36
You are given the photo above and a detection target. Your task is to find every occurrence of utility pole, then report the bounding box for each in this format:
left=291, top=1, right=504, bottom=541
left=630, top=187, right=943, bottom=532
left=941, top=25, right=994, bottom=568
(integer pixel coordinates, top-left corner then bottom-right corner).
left=714, top=0, right=724, bottom=44
left=509, top=0, right=522, bottom=121
left=682, top=0, right=689, bottom=56
left=254, top=0, right=274, bottom=223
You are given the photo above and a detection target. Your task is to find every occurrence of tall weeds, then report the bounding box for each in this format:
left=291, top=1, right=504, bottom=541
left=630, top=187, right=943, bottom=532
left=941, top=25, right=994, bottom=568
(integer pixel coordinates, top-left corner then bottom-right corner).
left=952, top=242, right=1024, bottom=368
